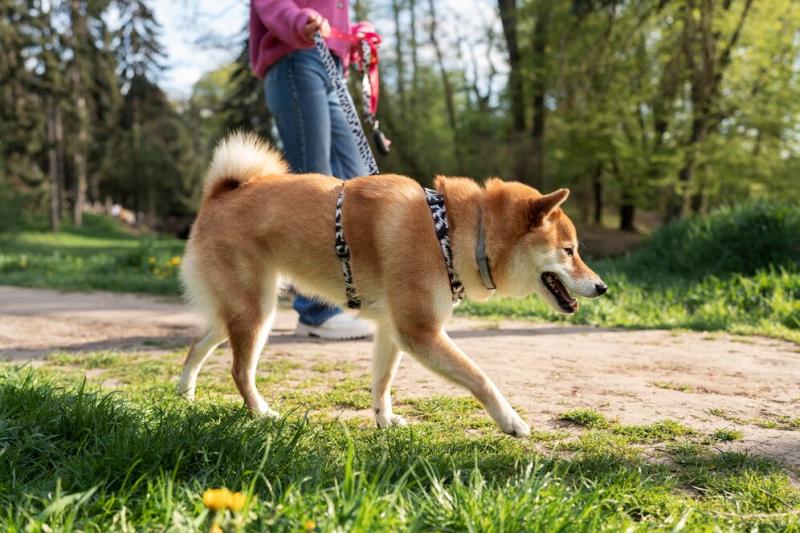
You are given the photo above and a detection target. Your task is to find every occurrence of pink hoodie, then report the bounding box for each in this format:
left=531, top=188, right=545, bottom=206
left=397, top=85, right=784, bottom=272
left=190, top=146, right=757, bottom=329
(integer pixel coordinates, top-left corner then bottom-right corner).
left=250, top=0, right=352, bottom=79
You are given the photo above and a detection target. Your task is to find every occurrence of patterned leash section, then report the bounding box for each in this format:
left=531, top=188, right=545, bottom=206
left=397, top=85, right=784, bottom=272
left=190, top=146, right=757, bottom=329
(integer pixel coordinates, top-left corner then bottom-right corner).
left=313, top=33, right=378, bottom=176
left=359, top=41, right=375, bottom=125
left=320, top=33, right=459, bottom=307
left=334, top=189, right=362, bottom=309
left=424, top=187, right=465, bottom=304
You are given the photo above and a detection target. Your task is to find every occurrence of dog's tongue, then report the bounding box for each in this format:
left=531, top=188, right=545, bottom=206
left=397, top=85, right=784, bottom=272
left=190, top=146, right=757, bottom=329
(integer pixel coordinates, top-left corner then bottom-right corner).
left=543, top=272, right=577, bottom=311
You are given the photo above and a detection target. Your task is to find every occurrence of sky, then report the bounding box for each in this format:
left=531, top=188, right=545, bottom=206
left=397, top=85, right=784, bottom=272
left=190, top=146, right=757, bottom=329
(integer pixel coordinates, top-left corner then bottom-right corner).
left=152, top=0, right=501, bottom=99
left=153, top=0, right=248, bottom=99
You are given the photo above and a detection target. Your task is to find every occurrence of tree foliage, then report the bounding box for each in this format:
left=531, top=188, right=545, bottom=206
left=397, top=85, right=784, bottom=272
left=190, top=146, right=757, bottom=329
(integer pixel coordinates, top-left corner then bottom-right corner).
left=1, top=0, right=798, bottom=233
left=0, top=0, right=205, bottom=231
left=367, top=0, right=800, bottom=229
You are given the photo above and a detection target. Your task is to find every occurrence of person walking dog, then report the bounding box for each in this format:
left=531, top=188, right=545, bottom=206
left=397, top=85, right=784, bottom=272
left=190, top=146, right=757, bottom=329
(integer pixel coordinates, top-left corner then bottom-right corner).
left=250, top=0, right=373, bottom=340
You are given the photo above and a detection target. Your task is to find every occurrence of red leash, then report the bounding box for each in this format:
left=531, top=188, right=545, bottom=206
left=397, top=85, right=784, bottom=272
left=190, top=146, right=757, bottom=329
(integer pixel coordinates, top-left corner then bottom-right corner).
left=328, top=22, right=390, bottom=155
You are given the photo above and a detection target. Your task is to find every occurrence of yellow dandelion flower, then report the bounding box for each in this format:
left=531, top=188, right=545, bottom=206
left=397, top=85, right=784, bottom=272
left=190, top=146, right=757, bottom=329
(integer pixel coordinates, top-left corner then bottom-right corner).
left=228, top=491, right=247, bottom=512
left=209, top=522, right=223, bottom=533
left=304, top=519, right=316, bottom=531
left=202, top=488, right=249, bottom=513
left=169, top=256, right=182, bottom=266
left=202, top=488, right=231, bottom=511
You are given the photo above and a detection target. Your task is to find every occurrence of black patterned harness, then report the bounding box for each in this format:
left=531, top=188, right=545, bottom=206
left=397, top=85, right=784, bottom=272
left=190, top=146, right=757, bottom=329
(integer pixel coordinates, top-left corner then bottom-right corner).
left=423, top=187, right=466, bottom=303
left=334, top=188, right=361, bottom=309
left=334, top=186, right=465, bottom=310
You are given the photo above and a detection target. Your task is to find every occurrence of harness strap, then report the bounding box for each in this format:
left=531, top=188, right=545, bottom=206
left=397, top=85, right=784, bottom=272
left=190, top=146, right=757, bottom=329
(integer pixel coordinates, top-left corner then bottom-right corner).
left=423, top=187, right=465, bottom=304
left=334, top=186, right=465, bottom=309
left=334, top=189, right=362, bottom=309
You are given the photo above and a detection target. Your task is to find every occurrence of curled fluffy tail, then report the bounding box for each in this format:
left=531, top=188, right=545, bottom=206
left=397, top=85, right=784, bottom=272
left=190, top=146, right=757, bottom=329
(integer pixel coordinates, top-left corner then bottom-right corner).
left=203, top=132, right=289, bottom=200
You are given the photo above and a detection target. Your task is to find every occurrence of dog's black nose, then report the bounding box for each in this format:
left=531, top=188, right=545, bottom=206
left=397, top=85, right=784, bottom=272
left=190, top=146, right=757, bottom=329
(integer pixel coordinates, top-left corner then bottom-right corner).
left=595, top=283, right=608, bottom=296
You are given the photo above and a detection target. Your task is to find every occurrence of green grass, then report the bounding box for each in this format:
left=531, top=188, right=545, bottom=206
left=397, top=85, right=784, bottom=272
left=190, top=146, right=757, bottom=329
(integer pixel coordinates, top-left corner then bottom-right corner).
left=560, top=410, right=694, bottom=443
left=0, top=214, right=184, bottom=295
left=2, top=206, right=799, bottom=529
left=461, top=202, right=800, bottom=343
left=713, top=428, right=744, bottom=442
left=1, top=361, right=799, bottom=531
left=560, top=408, right=612, bottom=429
left=652, top=381, right=699, bottom=393
left=707, top=408, right=800, bottom=431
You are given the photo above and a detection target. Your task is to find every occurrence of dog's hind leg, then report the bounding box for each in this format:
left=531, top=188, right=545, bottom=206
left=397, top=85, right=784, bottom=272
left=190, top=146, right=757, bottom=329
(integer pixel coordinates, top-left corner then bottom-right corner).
left=371, top=323, right=405, bottom=428
left=397, top=328, right=530, bottom=437
left=178, top=323, right=227, bottom=400
left=227, top=274, right=280, bottom=418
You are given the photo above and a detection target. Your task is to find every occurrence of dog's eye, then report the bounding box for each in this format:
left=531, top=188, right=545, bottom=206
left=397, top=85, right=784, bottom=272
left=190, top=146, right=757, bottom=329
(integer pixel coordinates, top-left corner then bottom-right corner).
left=564, top=247, right=574, bottom=257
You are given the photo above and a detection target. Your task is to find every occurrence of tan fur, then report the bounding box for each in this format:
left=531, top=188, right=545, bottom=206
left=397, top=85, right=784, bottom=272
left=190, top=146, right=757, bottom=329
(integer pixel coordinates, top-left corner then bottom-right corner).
left=178, top=133, right=606, bottom=436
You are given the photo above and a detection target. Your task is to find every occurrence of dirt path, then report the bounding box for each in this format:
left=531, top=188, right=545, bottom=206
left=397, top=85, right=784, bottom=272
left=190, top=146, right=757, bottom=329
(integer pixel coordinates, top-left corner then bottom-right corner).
left=1, top=285, right=798, bottom=469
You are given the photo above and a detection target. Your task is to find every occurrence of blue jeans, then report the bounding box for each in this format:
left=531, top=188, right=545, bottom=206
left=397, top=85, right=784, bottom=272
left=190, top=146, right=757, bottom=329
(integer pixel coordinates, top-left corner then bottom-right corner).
left=265, top=49, right=369, bottom=326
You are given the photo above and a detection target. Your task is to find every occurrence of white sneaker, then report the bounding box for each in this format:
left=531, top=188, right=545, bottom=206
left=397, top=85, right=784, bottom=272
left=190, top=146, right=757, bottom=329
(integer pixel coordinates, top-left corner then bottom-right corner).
left=295, top=313, right=373, bottom=340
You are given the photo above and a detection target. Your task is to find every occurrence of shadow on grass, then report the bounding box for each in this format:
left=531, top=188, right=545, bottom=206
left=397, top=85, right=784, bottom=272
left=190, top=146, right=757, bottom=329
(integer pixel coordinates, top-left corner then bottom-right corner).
left=0, top=324, right=619, bottom=362
left=0, top=334, right=194, bottom=360
left=449, top=325, right=621, bottom=339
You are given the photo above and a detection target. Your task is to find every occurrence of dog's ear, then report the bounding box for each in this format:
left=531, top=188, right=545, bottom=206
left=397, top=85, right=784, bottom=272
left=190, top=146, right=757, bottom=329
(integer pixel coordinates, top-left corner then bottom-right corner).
left=527, top=188, right=569, bottom=227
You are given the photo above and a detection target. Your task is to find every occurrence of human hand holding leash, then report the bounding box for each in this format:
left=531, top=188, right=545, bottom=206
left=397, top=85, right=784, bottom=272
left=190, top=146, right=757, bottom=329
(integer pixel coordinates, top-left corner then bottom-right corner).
left=303, top=13, right=330, bottom=42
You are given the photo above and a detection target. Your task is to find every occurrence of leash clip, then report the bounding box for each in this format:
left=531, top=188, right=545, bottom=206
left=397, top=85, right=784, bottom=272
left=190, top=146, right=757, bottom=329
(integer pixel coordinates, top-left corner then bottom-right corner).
left=371, top=120, right=391, bottom=156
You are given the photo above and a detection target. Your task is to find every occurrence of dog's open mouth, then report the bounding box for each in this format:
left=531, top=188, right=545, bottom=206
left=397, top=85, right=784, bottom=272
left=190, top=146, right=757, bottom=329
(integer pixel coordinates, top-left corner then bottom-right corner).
left=541, top=272, right=578, bottom=313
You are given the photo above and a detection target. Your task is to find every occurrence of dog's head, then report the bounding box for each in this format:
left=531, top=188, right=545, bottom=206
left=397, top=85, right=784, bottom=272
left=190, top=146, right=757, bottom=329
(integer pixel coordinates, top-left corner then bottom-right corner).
left=484, top=179, right=607, bottom=313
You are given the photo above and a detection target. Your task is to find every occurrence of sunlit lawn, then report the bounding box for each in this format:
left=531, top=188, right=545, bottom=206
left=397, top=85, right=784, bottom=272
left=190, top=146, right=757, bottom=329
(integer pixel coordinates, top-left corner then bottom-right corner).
left=2, top=205, right=800, bottom=530
left=1, top=353, right=799, bottom=531
left=0, top=215, right=183, bottom=295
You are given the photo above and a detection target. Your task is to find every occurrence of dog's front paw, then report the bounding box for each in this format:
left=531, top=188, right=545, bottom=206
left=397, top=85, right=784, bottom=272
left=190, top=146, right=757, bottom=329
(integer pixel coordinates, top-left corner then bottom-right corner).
left=251, top=399, right=280, bottom=419
left=176, top=384, right=195, bottom=401
left=500, top=411, right=531, bottom=438
left=257, top=408, right=281, bottom=419
left=376, top=413, right=407, bottom=428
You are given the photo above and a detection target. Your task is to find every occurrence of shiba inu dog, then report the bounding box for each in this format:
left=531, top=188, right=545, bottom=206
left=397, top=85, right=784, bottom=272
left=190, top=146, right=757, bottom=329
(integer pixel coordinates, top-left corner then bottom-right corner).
left=178, top=133, right=607, bottom=436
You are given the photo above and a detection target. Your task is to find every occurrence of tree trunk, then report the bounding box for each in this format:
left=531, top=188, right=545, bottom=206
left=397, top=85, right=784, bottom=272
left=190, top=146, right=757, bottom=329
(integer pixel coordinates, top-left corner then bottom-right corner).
left=619, top=202, right=636, bottom=232
left=427, top=0, right=464, bottom=173
left=70, top=0, right=89, bottom=228
left=352, top=0, right=368, bottom=21
left=667, top=119, right=704, bottom=221
left=46, top=97, right=61, bottom=232
left=530, top=5, right=549, bottom=189
left=690, top=186, right=706, bottom=214
left=667, top=0, right=753, bottom=222
left=90, top=172, right=100, bottom=204
left=407, top=0, right=419, bottom=150
left=132, top=95, right=142, bottom=220
left=409, top=0, right=419, bottom=98
left=592, top=164, right=603, bottom=226
left=72, top=93, right=88, bottom=227
left=391, top=0, right=406, bottom=111
left=147, top=174, right=156, bottom=225
left=55, top=103, right=66, bottom=222
left=498, top=0, right=527, bottom=182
